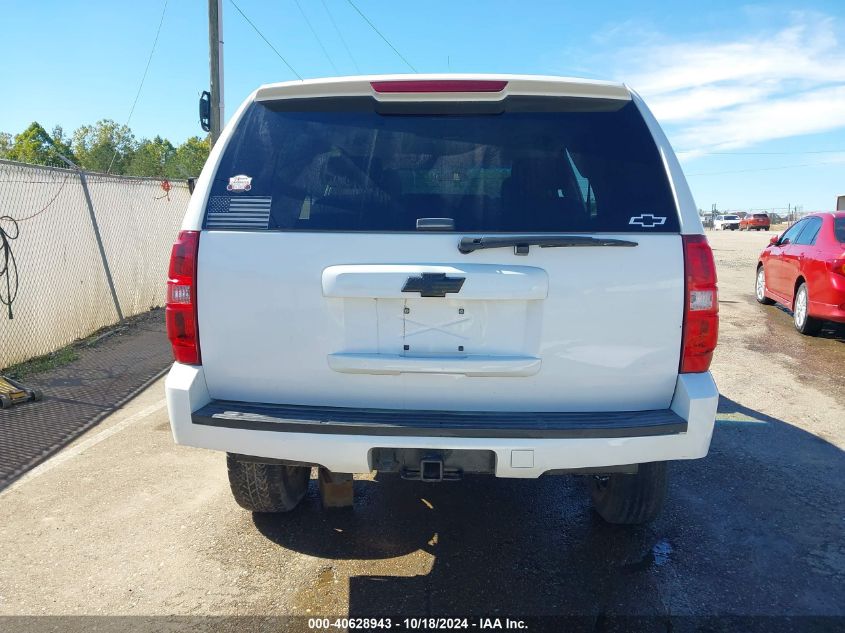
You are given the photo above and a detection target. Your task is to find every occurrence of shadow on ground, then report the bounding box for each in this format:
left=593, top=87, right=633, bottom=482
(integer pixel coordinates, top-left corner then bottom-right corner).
left=769, top=302, right=845, bottom=342
left=0, top=309, right=170, bottom=490
left=253, top=397, right=844, bottom=623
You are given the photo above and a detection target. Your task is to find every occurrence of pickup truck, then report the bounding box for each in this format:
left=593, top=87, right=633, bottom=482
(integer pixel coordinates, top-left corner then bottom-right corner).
left=165, top=75, right=719, bottom=525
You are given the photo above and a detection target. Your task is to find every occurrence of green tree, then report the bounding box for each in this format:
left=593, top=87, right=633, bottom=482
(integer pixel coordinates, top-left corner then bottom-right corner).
left=166, top=136, right=211, bottom=178
left=51, top=126, right=72, bottom=153
left=0, top=132, right=12, bottom=158
left=5, top=122, right=75, bottom=167
left=126, top=136, right=175, bottom=177
left=71, top=119, right=136, bottom=174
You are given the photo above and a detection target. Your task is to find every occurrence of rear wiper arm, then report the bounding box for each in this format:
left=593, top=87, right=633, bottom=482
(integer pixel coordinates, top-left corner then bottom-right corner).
left=458, top=235, right=639, bottom=254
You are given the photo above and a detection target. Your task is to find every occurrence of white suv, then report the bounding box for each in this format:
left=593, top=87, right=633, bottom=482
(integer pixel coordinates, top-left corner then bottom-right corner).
left=714, top=214, right=740, bottom=230
left=165, top=75, right=719, bottom=525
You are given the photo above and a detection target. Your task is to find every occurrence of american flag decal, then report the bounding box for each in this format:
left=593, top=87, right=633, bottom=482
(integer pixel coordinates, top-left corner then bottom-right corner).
left=205, top=196, right=272, bottom=229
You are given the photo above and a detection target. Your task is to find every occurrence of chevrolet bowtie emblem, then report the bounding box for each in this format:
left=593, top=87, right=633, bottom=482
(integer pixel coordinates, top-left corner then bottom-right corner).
left=401, top=273, right=466, bottom=298
left=629, top=213, right=667, bottom=228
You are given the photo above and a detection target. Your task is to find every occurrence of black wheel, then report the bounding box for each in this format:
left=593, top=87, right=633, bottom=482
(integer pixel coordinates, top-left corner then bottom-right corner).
left=588, top=462, right=667, bottom=525
left=0, top=394, right=11, bottom=409
left=29, top=389, right=43, bottom=402
left=227, top=453, right=310, bottom=513
left=755, top=266, right=775, bottom=305
left=793, top=283, right=823, bottom=336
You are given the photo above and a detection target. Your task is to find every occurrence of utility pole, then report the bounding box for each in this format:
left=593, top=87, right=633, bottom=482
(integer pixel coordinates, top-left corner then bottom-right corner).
left=208, top=0, right=224, bottom=144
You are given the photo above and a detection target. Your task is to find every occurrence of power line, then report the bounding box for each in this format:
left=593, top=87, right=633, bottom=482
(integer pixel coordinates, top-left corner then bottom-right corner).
left=321, top=0, right=360, bottom=74
left=678, top=149, right=845, bottom=155
left=687, top=160, right=845, bottom=177
left=345, top=0, right=416, bottom=72
left=292, top=0, right=338, bottom=74
left=107, top=0, right=169, bottom=174
left=229, top=0, right=303, bottom=80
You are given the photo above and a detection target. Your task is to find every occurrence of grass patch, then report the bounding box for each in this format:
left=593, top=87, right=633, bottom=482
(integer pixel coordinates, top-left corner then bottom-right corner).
left=3, top=345, right=80, bottom=379
left=1, top=308, right=163, bottom=379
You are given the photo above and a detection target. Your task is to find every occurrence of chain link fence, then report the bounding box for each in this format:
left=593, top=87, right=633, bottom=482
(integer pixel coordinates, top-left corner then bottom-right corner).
left=0, top=159, right=190, bottom=369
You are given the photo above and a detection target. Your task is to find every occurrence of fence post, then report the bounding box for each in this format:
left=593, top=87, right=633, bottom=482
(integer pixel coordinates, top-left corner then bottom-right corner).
left=78, top=171, right=124, bottom=323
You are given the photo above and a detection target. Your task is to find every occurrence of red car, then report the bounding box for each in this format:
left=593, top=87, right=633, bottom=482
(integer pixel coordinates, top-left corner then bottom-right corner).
left=756, top=212, right=845, bottom=334
left=740, top=212, right=770, bottom=231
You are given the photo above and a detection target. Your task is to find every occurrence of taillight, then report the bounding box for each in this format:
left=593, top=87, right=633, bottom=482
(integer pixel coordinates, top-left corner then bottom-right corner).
left=680, top=235, right=719, bottom=373
left=829, top=258, right=845, bottom=276
left=370, top=80, right=508, bottom=93
left=166, top=230, right=201, bottom=364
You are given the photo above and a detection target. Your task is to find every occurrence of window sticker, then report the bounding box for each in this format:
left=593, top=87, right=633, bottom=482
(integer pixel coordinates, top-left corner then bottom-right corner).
left=227, top=174, right=253, bottom=192
left=206, top=196, right=271, bottom=229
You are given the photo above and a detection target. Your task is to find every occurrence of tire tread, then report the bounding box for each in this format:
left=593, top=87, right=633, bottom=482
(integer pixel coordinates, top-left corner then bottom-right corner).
left=227, top=454, right=309, bottom=513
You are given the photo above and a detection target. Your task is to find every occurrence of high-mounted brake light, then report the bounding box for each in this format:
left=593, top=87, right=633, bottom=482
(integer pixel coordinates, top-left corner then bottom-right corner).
left=370, top=80, right=508, bottom=93
left=680, top=235, right=719, bottom=373
left=166, top=230, right=201, bottom=364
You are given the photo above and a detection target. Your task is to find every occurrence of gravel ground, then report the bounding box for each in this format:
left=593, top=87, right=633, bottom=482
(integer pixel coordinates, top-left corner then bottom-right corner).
left=0, top=229, right=842, bottom=631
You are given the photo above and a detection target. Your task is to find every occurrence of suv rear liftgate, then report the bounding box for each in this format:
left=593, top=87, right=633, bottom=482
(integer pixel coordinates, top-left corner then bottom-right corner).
left=165, top=76, right=719, bottom=524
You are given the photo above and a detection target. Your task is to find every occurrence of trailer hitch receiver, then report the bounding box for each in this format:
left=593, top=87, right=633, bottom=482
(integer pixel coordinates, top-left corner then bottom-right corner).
left=420, top=458, right=444, bottom=482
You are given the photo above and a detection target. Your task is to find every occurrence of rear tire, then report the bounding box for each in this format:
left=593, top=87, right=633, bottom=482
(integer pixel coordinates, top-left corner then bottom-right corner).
left=588, top=462, right=667, bottom=525
left=227, top=453, right=310, bottom=513
left=755, top=267, right=775, bottom=305
left=793, top=283, right=823, bottom=336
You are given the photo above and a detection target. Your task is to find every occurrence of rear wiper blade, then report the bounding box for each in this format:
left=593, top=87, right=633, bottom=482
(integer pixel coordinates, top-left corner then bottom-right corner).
left=458, top=235, right=639, bottom=254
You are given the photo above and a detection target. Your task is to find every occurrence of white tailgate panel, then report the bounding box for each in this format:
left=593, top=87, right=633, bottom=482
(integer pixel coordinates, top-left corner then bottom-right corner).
left=197, top=232, right=684, bottom=412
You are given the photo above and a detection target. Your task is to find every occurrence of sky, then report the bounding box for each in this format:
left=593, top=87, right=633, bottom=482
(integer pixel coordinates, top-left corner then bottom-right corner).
left=2, top=0, right=845, bottom=211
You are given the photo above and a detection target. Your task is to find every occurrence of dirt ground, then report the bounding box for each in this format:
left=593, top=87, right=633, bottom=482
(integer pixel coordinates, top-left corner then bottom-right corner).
left=0, top=229, right=842, bottom=630
left=708, top=228, right=844, bottom=438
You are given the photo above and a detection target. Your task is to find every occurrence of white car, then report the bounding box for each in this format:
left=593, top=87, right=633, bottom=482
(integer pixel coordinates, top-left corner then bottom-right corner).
left=714, top=214, right=741, bottom=230
left=165, top=75, right=719, bottom=525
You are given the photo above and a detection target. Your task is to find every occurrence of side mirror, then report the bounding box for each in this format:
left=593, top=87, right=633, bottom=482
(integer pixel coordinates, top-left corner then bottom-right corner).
left=199, top=91, right=211, bottom=133
left=769, top=235, right=779, bottom=246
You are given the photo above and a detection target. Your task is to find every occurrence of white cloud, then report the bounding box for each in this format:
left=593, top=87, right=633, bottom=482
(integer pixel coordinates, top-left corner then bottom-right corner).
left=672, top=85, right=845, bottom=151
left=609, top=12, right=845, bottom=156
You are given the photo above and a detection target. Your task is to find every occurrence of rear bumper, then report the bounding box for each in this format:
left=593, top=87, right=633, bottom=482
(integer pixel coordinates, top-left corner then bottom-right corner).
left=165, top=364, right=719, bottom=478
left=809, top=300, right=845, bottom=322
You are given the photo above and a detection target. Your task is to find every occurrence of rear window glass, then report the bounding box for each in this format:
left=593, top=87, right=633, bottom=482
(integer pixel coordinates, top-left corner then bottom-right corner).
left=835, top=218, right=845, bottom=242
left=795, top=217, right=822, bottom=245
left=206, top=98, right=679, bottom=233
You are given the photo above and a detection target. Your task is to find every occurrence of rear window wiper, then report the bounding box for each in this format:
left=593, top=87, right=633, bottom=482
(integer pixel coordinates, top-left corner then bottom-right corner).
left=458, top=235, right=639, bottom=254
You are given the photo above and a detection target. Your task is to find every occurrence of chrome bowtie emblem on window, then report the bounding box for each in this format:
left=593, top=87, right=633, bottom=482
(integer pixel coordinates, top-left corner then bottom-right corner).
left=401, top=273, right=466, bottom=298
left=629, top=214, right=667, bottom=228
